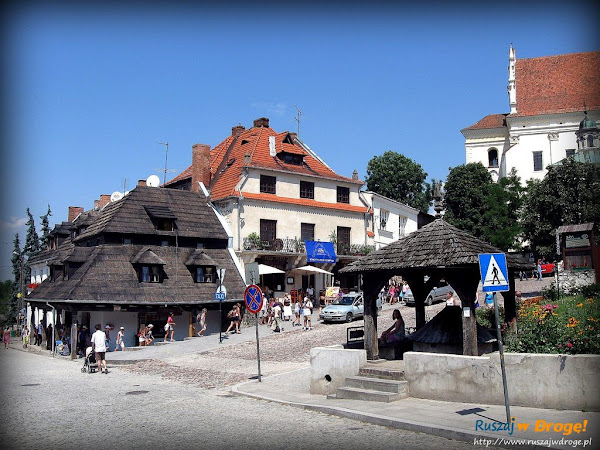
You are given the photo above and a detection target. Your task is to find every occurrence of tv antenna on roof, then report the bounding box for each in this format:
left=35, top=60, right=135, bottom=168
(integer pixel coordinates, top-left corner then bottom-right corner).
left=155, top=141, right=178, bottom=185
left=294, top=105, right=302, bottom=137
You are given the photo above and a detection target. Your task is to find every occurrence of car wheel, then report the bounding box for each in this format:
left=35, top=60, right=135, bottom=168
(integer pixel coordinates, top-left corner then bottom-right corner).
left=345, top=313, right=353, bottom=323
left=426, top=296, right=433, bottom=306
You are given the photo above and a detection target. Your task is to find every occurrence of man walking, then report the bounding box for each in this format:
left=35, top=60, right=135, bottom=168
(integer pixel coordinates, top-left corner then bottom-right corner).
left=90, top=324, right=108, bottom=374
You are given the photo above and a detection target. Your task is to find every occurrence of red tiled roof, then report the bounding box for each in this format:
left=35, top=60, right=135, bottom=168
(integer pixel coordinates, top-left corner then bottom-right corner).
left=462, top=114, right=508, bottom=132
left=513, top=51, right=600, bottom=117
left=166, top=121, right=363, bottom=201
left=242, top=192, right=368, bottom=213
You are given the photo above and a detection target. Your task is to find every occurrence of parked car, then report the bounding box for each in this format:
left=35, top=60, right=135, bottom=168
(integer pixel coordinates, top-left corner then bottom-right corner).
left=319, top=292, right=382, bottom=323
left=404, top=282, right=454, bottom=306
left=541, top=263, right=555, bottom=276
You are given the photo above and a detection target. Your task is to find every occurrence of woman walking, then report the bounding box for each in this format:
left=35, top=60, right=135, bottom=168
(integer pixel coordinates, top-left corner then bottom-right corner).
left=164, top=313, right=176, bottom=342
left=196, top=308, right=207, bottom=337
left=225, top=303, right=241, bottom=335
left=3, top=327, right=11, bottom=349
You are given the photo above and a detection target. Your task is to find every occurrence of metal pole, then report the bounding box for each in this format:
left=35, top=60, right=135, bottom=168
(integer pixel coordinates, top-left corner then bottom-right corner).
left=493, top=294, right=511, bottom=423
left=219, top=271, right=223, bottom=344
left=251, top=272, right=262, bottom=382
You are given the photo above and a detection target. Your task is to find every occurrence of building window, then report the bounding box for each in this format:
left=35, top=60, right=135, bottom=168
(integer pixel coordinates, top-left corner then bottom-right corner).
left=123, top=238, right=132, bottom=245
left=260, top=175, right=276, bottom=194
left=566, top=149, right=576, bottom=159
left=300, top=181, right=314, bottom=199
left=337, top=226, right=351, bottom=254
left=399, top=216, right=407, bottom=237
left=140, top=265, right=161, bottom=283
left=337, top=186, right=350, bottom=204
left=379, top=209, right=389, bottom=230
left=156, top=219, right=175, bottom=231
left=533, top=152, right=543, bottom=171
left=301, top=223, right=315, bottom=242
left=161, top=240, right=169, bottom=247
left=260, top=219, right=277, bottom=242
left=587, top=135, right=595, bottom=148
left=488, top=148, right=499, bottom=168
left=195, top=266, right=215, bottom=283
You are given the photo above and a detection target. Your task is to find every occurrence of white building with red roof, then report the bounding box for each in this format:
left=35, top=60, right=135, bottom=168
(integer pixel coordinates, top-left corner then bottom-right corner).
left=462, top=47, right=600, bottom=182
left=165, top=117, right=417, bottom=296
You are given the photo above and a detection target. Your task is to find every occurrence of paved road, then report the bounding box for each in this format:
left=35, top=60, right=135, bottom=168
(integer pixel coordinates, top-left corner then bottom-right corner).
left=0, top=348, right=489, bottom=450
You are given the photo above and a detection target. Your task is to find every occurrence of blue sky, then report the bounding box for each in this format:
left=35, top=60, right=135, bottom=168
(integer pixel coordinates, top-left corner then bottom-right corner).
left=1, top=1, right=597, bottom=279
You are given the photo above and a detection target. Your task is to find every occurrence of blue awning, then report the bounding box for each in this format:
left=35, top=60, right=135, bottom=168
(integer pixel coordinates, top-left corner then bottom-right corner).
left=305, top=241, right=337, bottom=263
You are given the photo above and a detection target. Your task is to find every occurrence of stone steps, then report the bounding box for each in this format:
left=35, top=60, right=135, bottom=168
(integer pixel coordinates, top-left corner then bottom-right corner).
left=345, top=376, right=408, bottom=394
left=358, top=367, right=405, bottom=381
left=329, top=385, right=405, bottom=402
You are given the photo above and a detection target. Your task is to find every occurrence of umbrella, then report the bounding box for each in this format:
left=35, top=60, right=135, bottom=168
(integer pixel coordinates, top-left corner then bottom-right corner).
left=258, top=264, right=285, bottom=275
left=291, top=265, right=333, bottom=275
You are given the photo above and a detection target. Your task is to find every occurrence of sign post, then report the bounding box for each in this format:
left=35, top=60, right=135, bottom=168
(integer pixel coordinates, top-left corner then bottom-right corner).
left=217, top=268, right=226, bottom=344
left=478, top=253, right=511, bottom=424
left=244, top=283, right=263, bottom=382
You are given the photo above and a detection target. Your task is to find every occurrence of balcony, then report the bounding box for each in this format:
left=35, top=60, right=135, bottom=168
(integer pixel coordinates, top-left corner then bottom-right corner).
left=242, top=237, right=374, bottom=256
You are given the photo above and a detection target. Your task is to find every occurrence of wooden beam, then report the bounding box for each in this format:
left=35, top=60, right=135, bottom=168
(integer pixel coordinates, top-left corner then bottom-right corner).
left=362, top=272, right=387, bottom=360
left=502, top=270, right=517, bottom=325
left=445, top=269, right=480, bottom=356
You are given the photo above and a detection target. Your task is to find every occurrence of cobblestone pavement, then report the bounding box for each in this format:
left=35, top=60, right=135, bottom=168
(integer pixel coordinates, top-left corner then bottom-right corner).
left=0, top=349, right=489, bottom=450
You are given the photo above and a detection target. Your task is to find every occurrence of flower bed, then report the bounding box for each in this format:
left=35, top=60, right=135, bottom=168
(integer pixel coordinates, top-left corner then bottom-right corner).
left=505, top=286, right=600, bottom=355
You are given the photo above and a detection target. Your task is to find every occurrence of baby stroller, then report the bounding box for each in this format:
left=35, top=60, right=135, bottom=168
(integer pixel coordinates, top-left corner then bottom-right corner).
left=81, top=346, right=97, bottom=373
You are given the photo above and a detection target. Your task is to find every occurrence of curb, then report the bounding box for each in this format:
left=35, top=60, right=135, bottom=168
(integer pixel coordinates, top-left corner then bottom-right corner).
left=231, top=378, right=551, bottom=450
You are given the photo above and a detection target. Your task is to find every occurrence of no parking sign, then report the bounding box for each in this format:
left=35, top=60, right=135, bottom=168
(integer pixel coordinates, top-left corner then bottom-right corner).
left=244, top=284, right=263, bottom=314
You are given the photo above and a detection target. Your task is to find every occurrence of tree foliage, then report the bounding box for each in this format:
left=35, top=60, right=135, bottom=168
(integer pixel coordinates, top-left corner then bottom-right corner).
left=443, top=163, right=524, bottom=250
left=39, top=204, right=52, bottom=249
left=364, top=151, right=432, bottom=213
left=9, top=234, right=22, bottom=324
left=521, top=159, right=600, bottom=259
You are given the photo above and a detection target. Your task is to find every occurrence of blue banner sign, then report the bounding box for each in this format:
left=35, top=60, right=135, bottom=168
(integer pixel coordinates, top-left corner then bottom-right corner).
left=305, top=241, right=337, bottom=263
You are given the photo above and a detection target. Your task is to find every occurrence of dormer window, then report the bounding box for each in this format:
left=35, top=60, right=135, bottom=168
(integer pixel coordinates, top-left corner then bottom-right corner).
left=278, top=152, right=304, bottom=165
left=140, top=265, right=162, bottom=283
left=185, top=249, right=218, bottom=284
left=195, top=266, right=216, bottom=283
left=144, top=206, right=177, bottom=231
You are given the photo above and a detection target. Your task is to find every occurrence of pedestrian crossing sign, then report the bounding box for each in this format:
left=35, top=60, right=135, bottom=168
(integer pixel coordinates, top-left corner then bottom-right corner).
left=479, top=253, right=509, bottom=292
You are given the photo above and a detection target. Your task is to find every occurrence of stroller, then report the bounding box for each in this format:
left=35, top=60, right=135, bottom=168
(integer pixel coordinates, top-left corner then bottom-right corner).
left=81, top=346, right=97, bottom=373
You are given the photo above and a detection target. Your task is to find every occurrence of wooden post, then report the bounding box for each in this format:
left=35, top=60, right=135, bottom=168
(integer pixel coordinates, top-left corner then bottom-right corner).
left=362, top=273, right=386, bottom=361
left=70, top=323, right=77, bottom=360
left=446, top=270, right=480, bottom=356
left=501, top=270, right=517, bottom=325
left=403, top=273, right=428, bottom=330
left=189, top=311, right=194, bottom=337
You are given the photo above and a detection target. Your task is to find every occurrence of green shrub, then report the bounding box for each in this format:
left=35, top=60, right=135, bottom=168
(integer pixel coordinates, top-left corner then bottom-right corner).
left=476, top=305, right=504, bottom=330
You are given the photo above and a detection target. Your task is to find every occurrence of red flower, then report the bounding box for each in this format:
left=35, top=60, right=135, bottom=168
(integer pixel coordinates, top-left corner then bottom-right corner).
left=567, top=342, right=573, bottom=348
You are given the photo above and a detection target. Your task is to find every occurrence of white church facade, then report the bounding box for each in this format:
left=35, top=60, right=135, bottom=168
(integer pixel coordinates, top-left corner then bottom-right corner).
left=462, top=47, right=600, bottom=183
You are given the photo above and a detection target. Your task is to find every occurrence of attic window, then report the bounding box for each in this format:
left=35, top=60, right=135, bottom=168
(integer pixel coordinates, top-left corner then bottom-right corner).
left=144, top=205, right=177, bottom=231
left=283, top=133, right=294, bottom=144
left=195, top=266, right=216, bottom=283
left=241, top=139, right=250, bottom=145
left=278, top=152, right=303, bottom=165
left=139, top=265, right=162, bottom=283
left=227, top=157, right=236, bottom=167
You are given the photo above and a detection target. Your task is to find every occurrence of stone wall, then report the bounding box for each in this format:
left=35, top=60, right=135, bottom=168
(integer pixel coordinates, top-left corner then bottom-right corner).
left=310, top=346, right=367, bottom=395
left=404, top=351, right=600, bottom=411
left=558, top=270, right=596, bottom=293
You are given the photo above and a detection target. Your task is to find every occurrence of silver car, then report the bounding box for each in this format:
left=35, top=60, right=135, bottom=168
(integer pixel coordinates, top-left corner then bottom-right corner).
left=319, top=292, right=382, bottom=323
left=404, top=283, right=454, bottom=306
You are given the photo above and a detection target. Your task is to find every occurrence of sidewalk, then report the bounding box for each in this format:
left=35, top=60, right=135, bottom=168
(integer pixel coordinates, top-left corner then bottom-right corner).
left=232, top=362, right=598, bottom=450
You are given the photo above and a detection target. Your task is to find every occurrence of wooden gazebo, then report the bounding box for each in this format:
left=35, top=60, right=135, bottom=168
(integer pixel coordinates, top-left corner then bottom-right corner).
left=339, top=219, right=532, bottom=360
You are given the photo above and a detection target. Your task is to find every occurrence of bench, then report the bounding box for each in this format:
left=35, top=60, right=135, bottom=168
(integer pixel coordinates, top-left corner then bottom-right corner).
left=344, top=325, right=414, bottom=360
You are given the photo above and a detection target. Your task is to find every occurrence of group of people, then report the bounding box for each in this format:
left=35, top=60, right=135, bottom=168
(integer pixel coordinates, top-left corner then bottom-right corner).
left=257, top=294, right=314, bottom=332
left=137, top=324, right=154, bottom=347
left=381, top=281, right=409, bottom=305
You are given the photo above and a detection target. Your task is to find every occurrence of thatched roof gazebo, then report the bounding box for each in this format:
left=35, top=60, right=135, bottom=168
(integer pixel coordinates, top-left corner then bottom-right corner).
left=339, top=219, right=532, bottom=360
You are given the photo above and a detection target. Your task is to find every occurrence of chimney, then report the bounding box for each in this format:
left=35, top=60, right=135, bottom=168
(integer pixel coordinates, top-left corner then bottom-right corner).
left=352, top=169, right=359, bottom=181
left=68, top=206, right=84, bottom=222
left=99, top=194, right=111, bottom=209
left=244, top=152, right=251, bottom=165
left=192, top=144, right=211, bottom=192
left=232, top=124, right=245, bottom=137
left=93, top=199, right=100, bottom=210
left=253, top=117, right=269, bottom=128
left=138, top=179, right=147, bottom=187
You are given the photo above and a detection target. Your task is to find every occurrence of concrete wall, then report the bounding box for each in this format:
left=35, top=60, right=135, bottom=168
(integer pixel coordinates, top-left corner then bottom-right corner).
left=310, top=346, right=367, bottom=395
left=404, top=351, right=600, bottom=411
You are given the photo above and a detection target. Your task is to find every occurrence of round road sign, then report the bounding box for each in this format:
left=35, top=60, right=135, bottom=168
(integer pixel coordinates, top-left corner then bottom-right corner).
left=244, top=284, right=263, bottom=314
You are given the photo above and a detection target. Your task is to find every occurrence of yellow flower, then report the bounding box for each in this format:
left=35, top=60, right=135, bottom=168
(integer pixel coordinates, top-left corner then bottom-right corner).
left=576, top=302, right=584, bottom=307
left=566, top=317, right=579, bottom=328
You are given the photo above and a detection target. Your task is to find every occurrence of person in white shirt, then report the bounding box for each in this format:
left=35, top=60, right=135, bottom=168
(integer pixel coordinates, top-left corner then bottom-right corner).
left=302, top=296, right=313, bottom=330
left=115, top=326, right=125, bottom=351
left=90, top=324, right=108, bottom=374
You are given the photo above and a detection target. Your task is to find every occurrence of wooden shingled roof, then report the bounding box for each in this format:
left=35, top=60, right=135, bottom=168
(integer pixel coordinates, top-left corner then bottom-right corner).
left=408, top=306, right=496, bottom=344
left=340, top=219, right=532, bottom=274
left=74, top=185, right=228, bottom=242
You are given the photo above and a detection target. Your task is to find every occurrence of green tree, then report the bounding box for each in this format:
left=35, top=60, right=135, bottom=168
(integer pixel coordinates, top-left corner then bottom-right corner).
left=0, top=280, right=13, bottom=316
left=443, top=163, right=524, bottom=250
left=443, top=162, right=492, bottom=239
left=39, top=204, right=52, bottom=249
left=364, top=151, right=432, bottom=212
left=481, top=169, right=524, bottom=250
left=24, top=208, right=39, bottom=283
left=9, top=234, right=22, bottom=324
left=521, top=159, right=600, bottom=259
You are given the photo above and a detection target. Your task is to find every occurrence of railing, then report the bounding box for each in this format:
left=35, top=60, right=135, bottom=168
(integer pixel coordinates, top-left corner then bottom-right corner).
left=242, top=237, right=374, bottom=256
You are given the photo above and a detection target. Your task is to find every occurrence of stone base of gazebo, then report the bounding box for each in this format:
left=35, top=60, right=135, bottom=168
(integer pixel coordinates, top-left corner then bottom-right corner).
left=413, top=341, right=494, bottom=356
